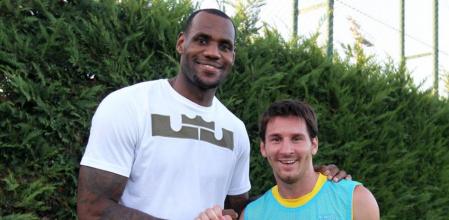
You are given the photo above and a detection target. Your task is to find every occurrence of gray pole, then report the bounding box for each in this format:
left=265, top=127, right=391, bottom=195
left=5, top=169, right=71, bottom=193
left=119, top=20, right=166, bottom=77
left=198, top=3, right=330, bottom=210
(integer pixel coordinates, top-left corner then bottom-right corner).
left=327, top=0, right=334, bottom=60
left=218, top=0, right=225, bottom=13
left=293, top=0, right=299, bottom=38
left=433, top=0, right=439, bottom=96
left=400, top=0, right=405, bottom=67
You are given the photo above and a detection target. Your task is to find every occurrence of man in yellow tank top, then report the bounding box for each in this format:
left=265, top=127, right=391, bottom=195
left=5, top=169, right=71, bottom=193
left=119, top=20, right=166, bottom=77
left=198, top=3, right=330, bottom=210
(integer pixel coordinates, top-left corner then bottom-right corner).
left=240, top=100, right=379, bottom=220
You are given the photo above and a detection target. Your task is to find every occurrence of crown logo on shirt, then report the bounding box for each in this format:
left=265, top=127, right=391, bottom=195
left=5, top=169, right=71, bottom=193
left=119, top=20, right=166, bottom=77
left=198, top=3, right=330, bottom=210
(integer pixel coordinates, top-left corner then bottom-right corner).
left=151, top=114, right=234, bottom=150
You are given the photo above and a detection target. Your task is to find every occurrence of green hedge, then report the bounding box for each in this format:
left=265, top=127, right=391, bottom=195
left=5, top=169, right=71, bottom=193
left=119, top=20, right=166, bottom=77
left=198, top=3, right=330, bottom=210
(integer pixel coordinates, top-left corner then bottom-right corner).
left=1, top=0, right=448, bottom=219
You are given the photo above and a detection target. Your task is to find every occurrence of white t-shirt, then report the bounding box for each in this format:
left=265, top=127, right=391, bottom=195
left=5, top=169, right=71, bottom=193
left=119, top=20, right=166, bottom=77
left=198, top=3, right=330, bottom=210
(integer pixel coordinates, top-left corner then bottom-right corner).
left=80, top=79, right=251, bottom=219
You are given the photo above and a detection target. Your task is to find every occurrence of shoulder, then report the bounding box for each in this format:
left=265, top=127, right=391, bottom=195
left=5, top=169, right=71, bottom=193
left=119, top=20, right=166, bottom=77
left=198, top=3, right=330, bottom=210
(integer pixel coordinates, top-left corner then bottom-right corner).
left=338, top=178, right=362, bottom=186
left=100, top=80, right=162, bottom=108
left=93, top=80, right=163, bottom=124
left=214, top=99, right=246, bottom=126
left=321, top=179, right=362, bottom=208
left=109, top=80, right=162, bottom=99
left=353, top=185, right=380, bottom=220
left=326, top=178, right=361, bottom=192
left=245, top=190, right=272, bottom=212
left=243, top=189, right=278, bottom=220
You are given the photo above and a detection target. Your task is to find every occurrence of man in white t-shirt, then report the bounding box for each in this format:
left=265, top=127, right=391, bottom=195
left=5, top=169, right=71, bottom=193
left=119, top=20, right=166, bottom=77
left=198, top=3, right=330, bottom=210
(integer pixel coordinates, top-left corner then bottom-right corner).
left=77, top=8, right=348, bottom=220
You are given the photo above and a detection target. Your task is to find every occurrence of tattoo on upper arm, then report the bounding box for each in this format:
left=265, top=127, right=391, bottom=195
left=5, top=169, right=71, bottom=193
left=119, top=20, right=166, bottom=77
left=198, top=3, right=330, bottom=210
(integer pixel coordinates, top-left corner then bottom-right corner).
left=78, top=166, right=128, bottom=207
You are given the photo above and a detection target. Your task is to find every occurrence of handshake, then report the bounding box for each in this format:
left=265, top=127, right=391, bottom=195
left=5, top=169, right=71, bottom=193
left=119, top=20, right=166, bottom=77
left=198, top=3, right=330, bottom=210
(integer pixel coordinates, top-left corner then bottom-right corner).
left=195, top=206, right=239, bottom=220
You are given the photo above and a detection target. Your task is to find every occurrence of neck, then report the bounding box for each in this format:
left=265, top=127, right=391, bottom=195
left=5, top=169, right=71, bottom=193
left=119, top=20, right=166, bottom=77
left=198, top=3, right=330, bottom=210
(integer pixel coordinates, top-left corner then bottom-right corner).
left=277, top=169, right=319, bottom=199
left=169, top=75, right=216, bottom=107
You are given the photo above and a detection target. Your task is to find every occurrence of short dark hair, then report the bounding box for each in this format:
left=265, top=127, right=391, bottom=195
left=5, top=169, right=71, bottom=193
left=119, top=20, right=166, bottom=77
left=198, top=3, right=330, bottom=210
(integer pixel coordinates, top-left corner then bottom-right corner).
left=182, top=8, right=237, bottom=42
left=259, top=100, right=318, bottom=141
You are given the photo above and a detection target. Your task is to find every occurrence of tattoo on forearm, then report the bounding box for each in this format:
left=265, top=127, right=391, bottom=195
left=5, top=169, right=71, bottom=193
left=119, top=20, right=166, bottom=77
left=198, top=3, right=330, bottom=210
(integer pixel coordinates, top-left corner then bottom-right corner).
left=100, top=204, right=163, bottom=220
left=78, top=166, right=164, bottom=220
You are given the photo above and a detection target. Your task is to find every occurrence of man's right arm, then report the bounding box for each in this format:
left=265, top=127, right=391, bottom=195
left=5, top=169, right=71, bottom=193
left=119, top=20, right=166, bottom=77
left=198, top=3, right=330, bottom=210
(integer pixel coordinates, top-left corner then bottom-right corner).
left=353, top=185, right=380, bottom=220
left=77, top=165, right=164, bottom=220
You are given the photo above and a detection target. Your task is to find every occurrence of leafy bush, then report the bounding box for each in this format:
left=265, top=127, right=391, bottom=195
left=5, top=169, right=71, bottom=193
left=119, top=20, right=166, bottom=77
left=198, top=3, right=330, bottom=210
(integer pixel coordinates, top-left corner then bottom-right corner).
left=1, top=0, right=448, bottom=219
left=0, top=0, right=188, bottom=218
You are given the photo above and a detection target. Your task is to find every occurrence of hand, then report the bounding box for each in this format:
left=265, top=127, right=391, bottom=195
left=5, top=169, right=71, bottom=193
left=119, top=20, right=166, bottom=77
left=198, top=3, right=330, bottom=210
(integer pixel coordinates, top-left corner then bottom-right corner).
left=222, top=209, right=238, bottom=220
left=314, top=164, right=352, bottom=182
left=196, top=205, right=238, bottom=220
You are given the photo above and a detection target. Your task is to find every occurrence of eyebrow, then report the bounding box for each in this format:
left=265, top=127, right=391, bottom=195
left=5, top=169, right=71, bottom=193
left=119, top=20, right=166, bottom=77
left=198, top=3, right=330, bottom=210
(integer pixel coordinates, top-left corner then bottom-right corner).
left=192, top=32, right=234, bottom=46
left=267, top=133, right=282, bottom=139
left=219, top=38, right=234, bottom=47
left=267, top=133, right=306, bottom=138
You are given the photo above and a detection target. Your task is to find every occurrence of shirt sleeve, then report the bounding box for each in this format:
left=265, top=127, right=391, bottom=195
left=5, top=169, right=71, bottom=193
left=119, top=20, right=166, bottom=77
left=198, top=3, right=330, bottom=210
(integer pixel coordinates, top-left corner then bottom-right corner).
left=80, top=91, right=139, bottom=177
left=227, top=122, right=251, bottom=195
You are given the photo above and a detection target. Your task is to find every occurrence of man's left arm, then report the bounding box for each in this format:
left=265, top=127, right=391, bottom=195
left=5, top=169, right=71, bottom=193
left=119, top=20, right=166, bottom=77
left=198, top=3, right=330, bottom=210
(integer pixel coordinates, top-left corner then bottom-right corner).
left=353, top=185, right=380, bottom=220
left=194, top=194, right=248, bottom=220
left=225, top=192, right=249, bottom=216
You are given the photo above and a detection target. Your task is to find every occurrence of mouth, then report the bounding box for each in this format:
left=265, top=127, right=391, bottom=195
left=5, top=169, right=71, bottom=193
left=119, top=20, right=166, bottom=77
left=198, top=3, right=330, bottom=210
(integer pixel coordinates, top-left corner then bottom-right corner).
left=196, top=60, right=222, bottom=70
left=279, top=159, right=297, bottom=165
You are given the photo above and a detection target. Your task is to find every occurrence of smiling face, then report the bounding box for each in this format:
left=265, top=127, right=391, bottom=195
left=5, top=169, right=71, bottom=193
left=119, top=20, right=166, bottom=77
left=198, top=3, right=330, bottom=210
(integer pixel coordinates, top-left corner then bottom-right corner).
left=261, top=116, right=318, bottom=185
left=176, top=11, right=235, bottom=90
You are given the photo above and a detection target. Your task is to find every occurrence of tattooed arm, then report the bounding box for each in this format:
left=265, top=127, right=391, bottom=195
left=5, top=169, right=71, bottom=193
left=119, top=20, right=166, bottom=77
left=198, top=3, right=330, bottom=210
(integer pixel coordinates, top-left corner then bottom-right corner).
left=77, top=165, right=164, bottom=220
left=194, top=193, right=249, bottom=220
left=224, top=193, right=249, bottom=217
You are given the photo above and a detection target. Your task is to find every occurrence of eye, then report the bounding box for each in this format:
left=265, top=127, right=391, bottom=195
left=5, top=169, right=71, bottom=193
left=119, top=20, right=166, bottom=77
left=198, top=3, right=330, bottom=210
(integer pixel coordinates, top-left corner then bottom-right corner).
left=219, top=43, right=232, bottom=52
left=197, top=36, right=208, bottom=45
left=269, top=136, right=281, bottom=144
left=292, top=136, right=303, bottom=143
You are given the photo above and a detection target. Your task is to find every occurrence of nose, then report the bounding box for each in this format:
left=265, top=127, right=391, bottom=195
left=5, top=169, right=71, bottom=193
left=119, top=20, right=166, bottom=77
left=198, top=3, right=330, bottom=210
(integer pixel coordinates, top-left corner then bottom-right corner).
left=279, top=141, right=294, bottom=155
left=203, top=43, right=220, bottom=59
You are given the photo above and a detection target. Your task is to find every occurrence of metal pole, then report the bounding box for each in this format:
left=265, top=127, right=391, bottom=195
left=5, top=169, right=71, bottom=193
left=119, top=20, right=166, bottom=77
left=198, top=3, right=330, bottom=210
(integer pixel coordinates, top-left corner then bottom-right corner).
left=293, top=0, right=299, bottom=38
left=433, top=0, right=439, bottom=96
left=400, top=0, right=405, bottom=67
left=217, top=0, right=225, bottom=13
left=327, top=0, right=334, bottom=60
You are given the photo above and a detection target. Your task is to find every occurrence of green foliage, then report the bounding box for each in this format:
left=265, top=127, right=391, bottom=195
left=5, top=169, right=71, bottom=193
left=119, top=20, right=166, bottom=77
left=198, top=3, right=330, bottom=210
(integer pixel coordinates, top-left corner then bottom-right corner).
left=222, top=33, right=449, bottom=219
left=1, top=0, right=449, bottom=219
left=0, top=0, right=191, bottom=218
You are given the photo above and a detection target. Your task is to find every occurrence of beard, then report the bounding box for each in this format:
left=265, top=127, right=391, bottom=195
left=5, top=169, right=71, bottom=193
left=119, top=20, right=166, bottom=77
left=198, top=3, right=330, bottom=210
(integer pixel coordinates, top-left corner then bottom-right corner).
left=277, top=172, right=300, bottom=185
left=190, top=72, right=221, bottom=90
left=181, top=58, right=227, bottom=90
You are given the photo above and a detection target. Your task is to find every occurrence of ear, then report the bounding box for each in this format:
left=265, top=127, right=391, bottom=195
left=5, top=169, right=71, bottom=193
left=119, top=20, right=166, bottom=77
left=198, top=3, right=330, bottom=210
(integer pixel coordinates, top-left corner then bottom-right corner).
left=260, top=141, right=267, bottom=158
left=311, top=137, right=318, bottom=156
left=176, top=32, right=185, bottom=54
